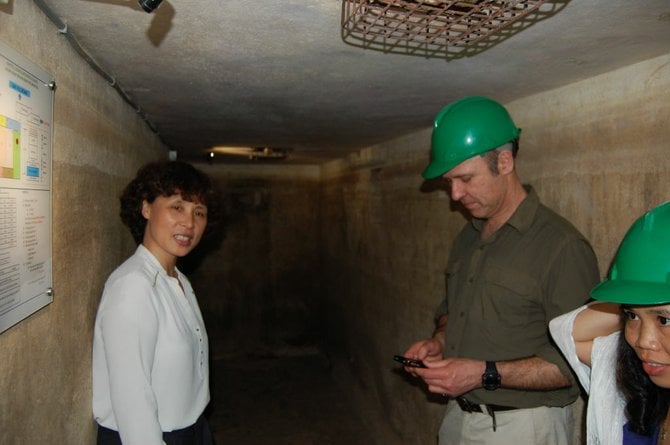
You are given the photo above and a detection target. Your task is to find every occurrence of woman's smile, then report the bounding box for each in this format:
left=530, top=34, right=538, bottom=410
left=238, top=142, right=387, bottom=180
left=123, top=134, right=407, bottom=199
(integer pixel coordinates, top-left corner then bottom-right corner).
left=641, top=360, right=668, bottom=377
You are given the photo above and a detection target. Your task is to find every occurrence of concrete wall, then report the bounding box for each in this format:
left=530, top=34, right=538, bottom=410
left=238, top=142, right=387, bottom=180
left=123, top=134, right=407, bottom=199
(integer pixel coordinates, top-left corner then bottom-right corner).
left=319, top=53, right=670, bottom=443
left=1, top=1, right=668, bottom=444
left=0, top=2, right=166, bottom=444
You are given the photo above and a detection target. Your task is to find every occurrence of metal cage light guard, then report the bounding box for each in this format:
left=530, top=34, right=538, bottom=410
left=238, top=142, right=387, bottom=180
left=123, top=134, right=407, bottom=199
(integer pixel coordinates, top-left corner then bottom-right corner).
left=341, top=0, right=551, bottom=57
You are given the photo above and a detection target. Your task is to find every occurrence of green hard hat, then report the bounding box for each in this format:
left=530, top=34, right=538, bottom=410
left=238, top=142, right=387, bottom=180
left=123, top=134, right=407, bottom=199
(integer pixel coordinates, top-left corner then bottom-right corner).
left=422, top=96, right=521, bottom=180
left=591, top=201, right=670, bottom=305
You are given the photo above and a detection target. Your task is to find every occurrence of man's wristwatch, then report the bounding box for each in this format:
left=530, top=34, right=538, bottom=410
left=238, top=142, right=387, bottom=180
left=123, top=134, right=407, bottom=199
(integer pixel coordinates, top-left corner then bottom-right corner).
left=482, top=361, right=501, bottom=391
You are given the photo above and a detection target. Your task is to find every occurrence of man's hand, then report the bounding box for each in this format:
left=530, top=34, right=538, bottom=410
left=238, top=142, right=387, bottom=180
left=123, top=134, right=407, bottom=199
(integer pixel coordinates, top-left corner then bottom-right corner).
left=402, top=338, right=444, bottom=376
left=403, top=338, right=444, bottom=362
left=412, top=358, right=485, bottom=397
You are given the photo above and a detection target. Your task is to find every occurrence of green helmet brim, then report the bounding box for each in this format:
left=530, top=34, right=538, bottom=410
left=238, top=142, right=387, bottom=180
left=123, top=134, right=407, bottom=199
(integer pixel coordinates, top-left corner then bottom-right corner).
left=422, top=157, right=458, bottom=180
left=591, top=279, right=670, bottom=305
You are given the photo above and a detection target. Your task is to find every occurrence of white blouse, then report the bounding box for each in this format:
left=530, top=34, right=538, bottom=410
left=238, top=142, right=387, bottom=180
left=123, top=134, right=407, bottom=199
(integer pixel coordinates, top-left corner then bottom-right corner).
left=92, top=245, right=209, bottom=445
left=549, top=303, right=626, bottom=445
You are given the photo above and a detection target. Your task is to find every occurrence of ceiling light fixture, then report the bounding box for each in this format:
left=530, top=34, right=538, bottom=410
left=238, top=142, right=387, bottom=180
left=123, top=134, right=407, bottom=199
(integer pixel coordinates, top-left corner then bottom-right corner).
left=209, top=146, right=290, bottom=162
left=138, top=0, right=164, bottom=13
left=342, top=0, right=551, bottom=57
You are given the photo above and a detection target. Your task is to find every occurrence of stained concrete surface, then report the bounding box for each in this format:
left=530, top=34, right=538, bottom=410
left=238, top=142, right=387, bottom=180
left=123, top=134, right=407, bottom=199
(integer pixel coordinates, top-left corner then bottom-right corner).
left=208, top=353, right=379, bottom=444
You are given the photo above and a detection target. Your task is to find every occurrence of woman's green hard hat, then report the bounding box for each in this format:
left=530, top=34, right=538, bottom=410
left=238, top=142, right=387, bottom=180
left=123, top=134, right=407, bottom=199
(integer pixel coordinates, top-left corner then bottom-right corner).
left=422, top=96, right=521, bottom=180
left=591, top=201, right=670, bottom=305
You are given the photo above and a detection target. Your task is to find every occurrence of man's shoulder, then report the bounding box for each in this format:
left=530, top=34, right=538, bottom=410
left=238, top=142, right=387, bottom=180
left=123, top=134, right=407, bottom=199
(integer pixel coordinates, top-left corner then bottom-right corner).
left=533, top=202, right=589, bottom=241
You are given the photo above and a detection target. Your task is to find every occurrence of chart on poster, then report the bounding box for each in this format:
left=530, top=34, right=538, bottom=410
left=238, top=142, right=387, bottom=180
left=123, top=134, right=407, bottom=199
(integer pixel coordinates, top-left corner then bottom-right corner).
left=0, top=40, right=55, bottom=334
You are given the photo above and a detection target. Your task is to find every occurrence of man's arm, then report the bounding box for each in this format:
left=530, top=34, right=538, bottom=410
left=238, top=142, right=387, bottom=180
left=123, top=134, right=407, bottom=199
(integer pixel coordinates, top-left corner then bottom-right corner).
left=474, top=304, right=620, bottom=393
left=416, top=354, right=570, bottom=397
left=538, top=237, right=601, bottom=389
left=495, top=356, right=570, bottom=390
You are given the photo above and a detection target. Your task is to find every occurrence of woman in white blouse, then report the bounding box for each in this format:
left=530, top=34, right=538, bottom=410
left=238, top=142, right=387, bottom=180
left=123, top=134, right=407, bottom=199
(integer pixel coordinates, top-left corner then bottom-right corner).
left=92, top=161, right=220, bottom=445
left=550, top=201, right=670, bottom=445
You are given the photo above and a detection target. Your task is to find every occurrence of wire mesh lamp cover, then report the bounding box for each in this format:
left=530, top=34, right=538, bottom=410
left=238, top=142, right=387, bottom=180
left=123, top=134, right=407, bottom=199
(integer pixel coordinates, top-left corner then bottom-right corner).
left=341, top=0, right=550, bottom=56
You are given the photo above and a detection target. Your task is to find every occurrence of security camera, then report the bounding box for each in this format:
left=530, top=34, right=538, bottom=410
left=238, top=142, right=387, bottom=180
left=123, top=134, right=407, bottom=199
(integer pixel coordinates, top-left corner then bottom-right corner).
left=138, top=0, right=164, bottom=13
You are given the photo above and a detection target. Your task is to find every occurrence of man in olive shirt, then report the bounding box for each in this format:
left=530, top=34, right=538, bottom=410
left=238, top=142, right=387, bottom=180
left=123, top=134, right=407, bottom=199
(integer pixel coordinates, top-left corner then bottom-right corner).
left=403, top=96, right=600, bottom=444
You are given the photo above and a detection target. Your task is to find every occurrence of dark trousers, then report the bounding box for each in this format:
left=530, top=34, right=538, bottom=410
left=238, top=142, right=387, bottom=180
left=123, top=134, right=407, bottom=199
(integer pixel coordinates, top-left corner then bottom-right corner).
left=97, top=415, right=214, bottom=445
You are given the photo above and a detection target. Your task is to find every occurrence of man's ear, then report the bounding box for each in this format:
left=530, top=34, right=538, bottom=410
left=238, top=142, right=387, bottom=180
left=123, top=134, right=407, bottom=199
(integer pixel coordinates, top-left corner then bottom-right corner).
left=497, top=149, right=515, bottom=175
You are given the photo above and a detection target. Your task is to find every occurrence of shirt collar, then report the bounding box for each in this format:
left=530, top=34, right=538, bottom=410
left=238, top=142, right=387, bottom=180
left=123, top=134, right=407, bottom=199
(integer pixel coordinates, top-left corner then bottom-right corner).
left=136, top=244, right=179, bottom=277
left=471, top=185, right=539, bottom=234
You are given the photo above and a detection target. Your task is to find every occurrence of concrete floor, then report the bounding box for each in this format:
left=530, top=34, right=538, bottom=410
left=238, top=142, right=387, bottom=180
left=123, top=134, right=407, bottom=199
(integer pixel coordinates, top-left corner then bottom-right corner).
left=208, top=353, right=379, bottom=444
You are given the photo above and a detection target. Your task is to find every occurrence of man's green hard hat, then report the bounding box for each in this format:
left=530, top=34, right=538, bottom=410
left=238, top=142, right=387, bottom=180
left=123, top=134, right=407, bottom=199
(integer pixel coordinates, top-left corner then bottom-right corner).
left=591, top=201, right=670, bottom=305
left=422, top=96, right=521, bottom=180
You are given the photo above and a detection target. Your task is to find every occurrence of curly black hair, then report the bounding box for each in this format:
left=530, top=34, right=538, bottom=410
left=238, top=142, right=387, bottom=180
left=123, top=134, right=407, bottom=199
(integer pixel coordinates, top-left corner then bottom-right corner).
left=119, top=160, right=222, bottom=245
left=617, top=317, right=670, bottom=437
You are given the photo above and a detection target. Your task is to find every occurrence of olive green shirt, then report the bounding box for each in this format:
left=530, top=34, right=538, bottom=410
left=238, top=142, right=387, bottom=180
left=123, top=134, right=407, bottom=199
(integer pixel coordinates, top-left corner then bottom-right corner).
left=437, top=186, right=599, bottom=408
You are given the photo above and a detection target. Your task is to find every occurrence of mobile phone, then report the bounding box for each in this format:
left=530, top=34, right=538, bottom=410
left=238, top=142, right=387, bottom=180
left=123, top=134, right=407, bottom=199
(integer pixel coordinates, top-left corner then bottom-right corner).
left=393, top=355, right=426, bottom=368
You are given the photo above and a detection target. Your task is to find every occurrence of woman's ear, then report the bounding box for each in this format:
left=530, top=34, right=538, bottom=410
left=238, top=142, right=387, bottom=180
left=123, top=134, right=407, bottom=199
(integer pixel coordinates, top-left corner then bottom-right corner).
left=141, top=200, right=151, bottom=219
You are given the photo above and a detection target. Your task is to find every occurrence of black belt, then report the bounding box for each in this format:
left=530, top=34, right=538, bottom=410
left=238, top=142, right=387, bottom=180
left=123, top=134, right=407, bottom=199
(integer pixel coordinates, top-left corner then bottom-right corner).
left=456, top=396, right=517, bottom=413
left=455, top=396, right=518, bottom=431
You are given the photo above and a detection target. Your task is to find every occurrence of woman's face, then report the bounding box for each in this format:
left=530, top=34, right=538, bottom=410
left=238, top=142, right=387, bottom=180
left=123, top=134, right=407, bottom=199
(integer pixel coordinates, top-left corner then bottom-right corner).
left=141, top=194, right=207, bottom=271
left=623, top=304, right=670, bottom=388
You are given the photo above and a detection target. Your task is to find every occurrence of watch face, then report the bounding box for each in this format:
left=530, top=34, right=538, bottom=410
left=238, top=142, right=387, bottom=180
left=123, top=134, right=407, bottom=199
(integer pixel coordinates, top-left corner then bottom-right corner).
left=483, top=372, right=501, bottom=390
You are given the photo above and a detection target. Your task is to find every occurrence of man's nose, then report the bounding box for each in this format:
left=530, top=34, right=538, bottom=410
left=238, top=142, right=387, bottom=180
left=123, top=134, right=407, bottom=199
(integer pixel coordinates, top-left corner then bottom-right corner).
left=450, top=182, right=464, bottom=201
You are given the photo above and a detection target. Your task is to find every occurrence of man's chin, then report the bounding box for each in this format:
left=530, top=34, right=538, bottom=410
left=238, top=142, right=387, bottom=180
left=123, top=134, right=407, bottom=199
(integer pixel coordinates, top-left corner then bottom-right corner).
left=465, top=206, right=484, bottom=218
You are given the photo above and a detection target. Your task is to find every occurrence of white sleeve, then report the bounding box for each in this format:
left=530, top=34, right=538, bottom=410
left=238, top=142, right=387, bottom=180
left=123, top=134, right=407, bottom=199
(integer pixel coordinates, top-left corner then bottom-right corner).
left=549, top=304, right=593, bottom=394
left=589, top=332, right=625, bottom=445
left=98, top=274, right=165, bottom=445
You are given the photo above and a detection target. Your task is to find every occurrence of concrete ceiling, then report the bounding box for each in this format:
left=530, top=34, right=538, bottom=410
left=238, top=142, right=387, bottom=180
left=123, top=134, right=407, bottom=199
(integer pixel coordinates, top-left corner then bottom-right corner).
left=34, top=0, right=670, bottom=165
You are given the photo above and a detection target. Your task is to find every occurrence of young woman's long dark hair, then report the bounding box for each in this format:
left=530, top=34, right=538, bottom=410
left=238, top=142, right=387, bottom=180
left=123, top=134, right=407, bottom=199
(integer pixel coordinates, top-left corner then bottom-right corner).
left=616, top=328, right=670, bottom=436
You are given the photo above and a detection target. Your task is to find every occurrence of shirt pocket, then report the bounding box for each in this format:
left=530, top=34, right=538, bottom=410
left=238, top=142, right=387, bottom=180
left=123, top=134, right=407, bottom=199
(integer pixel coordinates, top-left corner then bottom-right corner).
left=479, top=263, right=542, bottom=331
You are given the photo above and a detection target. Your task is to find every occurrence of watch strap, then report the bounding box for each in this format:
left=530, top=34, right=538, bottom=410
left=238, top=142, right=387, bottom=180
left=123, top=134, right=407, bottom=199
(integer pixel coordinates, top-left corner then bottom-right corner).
left=482, top=360, right=501, bottom=390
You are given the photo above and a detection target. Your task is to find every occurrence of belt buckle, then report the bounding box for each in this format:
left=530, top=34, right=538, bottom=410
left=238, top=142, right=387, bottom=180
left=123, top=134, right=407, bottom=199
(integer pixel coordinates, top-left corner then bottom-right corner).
left=457, top=397, right=499, bottom=432
left=456, top=396, right=480, bottom=413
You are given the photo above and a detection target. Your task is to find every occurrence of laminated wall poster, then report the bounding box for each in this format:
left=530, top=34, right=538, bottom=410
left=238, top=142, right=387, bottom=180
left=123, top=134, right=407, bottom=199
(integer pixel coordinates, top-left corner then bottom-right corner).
left=0, top=40, right=55, bottom=334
